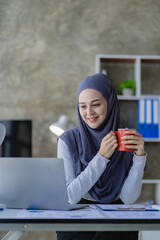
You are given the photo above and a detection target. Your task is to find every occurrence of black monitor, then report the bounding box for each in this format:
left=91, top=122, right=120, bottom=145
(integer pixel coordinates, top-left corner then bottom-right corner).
left=0, top=120, right=32, bottom=157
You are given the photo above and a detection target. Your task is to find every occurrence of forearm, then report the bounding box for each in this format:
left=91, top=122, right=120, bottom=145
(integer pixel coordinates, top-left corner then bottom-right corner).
left=57, top=139, right=109, bottom=204
left=67, top=153, right=108, bottom=204
left=120, top=153, right=147, bottom=204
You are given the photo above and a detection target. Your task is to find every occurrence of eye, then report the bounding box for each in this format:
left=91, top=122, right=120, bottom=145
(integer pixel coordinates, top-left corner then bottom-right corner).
left=92, top=103, right=100, bottom=107
left=80, top=105, right=86, bottom=109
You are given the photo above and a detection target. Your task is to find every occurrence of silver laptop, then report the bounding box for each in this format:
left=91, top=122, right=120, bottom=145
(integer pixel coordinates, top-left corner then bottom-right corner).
left=0, top=157, right=85, bottom=210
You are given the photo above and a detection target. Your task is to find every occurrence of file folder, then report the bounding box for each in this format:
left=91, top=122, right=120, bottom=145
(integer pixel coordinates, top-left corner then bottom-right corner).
left=137, top=96, right=160, bottom=139
left=137, top=99, right=145, bottom=137
left=152, top=98, right=159, bottom=138
left=145, top=99, right=152, bottom=138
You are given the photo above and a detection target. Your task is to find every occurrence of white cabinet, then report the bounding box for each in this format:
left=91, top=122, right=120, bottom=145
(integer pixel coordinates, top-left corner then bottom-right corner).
left=96, top=55, right=160, bottom=240
left=95, top=54, right=160, bottom=99
left=95, top=54, right=160, bottom=142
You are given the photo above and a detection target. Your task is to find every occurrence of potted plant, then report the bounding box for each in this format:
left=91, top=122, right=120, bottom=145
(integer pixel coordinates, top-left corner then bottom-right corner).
left=119, top=79, right=136, bottom=96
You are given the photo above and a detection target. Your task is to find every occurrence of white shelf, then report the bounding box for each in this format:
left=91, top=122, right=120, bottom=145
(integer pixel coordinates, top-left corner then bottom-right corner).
left=95, top=54, right=160, bottom=98
left=95, top=54, right=160, bottom=142
left=117, top=95, right=139, bottom=101
left=142, top=179, right=160, bottom=184
left=144, top=138, right=160, bottom=142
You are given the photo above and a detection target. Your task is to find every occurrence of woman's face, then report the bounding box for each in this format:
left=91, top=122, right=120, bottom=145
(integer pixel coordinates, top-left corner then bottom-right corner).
left=79, top=89, right=108, bottom=129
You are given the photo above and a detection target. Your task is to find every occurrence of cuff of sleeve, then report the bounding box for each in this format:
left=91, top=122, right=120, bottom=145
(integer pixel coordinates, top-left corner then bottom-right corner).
left=97, top=152, right=110, bottom=164
left=132, top=153, right=147, bottom=169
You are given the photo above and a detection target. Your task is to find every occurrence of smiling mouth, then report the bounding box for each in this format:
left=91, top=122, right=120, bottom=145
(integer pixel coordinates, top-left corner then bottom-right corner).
left=87, top=117, right=98, bottom=123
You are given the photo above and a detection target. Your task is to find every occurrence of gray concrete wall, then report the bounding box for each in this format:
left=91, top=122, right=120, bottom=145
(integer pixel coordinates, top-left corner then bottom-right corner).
left=0, top=0, right=160, bottom=239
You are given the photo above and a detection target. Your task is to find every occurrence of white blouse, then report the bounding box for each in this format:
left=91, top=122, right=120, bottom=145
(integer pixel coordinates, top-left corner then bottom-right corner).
left=57, top=138, right=146, bottom=205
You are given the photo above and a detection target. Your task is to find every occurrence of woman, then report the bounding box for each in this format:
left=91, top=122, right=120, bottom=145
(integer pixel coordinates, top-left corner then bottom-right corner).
left=57, top=73, right=146, bottom=240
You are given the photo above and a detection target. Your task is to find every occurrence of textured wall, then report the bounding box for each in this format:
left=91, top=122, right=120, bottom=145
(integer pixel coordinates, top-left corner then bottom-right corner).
left=0, top=0, right=160, bottom=159
left=0, top=0, right=160, bottom=237
left=0, top=0, right=160, bottom=173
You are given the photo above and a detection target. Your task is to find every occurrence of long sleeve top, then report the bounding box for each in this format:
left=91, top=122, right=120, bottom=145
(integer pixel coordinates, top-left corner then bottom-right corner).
left=57, top=138, right=146, bottom=205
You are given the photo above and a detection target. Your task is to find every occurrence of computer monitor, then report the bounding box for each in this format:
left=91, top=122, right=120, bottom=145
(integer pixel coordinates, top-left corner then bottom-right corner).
left=0, top=120, right=32, bottom=157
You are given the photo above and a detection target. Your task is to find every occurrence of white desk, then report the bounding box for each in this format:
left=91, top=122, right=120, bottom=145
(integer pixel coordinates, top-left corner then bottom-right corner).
left=0, top=205, right=160, bottom=240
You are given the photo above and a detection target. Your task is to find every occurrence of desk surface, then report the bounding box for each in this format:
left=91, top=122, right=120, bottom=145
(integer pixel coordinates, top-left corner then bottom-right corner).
left=0, top=205, right=160, bottom=231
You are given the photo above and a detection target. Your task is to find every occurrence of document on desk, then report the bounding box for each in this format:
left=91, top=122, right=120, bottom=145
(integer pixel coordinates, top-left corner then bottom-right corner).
left=16, top=208, right=108, bottom=219
left=96, top=204, right=158, bottom=211
left=95, top=204, right=160, bottom=219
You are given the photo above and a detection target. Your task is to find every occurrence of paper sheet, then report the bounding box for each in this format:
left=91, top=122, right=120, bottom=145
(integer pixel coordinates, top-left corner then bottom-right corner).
left=14, top=204, right=160, bottom=220
left=96, top=204, right=157, bottom=211
left=16, top=208, right=106, bottom=219
left=96, top=204, right=160, bottom=219
left=105, top=210, right=160, bottom=219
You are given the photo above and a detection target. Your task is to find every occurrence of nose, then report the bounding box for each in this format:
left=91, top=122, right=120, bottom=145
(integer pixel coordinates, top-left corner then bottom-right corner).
left=87, top=106, right=94, bottom=116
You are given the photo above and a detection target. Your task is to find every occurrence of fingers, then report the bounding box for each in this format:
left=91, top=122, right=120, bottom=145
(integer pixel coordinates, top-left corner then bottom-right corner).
left=101, top=131, right=118, bottom=148
left=100, top=129, right=146, bottom=158
left=103, top=131, right=116, bottom=141
left=122, top=137, right=144, bottom=147
left=122, top=130, right=144, bottom=142
left=121, top=130, right=145, bottom=155
left=124, top=131, right=145, bottom=155
left=108, top=138, right=118, bottom=149
left=99, top=131, right=118, bottom=159
left=123, top=129, right=141, bottom=137
left=122, top=137, right=144, bottom=145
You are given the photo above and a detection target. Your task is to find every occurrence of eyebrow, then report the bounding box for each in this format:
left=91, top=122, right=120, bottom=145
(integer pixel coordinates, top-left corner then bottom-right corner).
left=79, top=99, right=101, bottom=104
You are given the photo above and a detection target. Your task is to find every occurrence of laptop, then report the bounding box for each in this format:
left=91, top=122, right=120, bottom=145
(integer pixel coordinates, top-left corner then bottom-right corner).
left=0, top=157, right=87, bottom=210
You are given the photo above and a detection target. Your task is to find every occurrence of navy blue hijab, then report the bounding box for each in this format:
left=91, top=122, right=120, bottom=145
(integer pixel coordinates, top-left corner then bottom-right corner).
left=59, top=73, right=133, bottom=203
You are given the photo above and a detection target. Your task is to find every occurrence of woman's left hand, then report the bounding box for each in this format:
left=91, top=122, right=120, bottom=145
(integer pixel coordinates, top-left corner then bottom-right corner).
left=122, top=129, right=146, bottom=156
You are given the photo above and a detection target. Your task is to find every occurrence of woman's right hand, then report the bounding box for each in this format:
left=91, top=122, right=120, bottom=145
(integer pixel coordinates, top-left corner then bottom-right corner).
left=99, top=131, right=118, bottom=159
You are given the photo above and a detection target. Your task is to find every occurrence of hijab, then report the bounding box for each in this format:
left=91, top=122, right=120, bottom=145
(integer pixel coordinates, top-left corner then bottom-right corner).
left=59, top=73, right=133, bottom=203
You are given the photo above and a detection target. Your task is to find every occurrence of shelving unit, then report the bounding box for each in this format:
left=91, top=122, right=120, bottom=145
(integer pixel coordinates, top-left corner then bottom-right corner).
left=96, top=56, right=160, bottom=240
left=95, top=54, right=160, bottom=99
left=95, top=54, right=160, bottom=142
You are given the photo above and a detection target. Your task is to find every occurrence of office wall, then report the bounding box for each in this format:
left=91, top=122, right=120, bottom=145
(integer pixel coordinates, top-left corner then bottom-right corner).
left=0, top=0, right=160, bottom=177
left=0, top=0, right=160, bottom=174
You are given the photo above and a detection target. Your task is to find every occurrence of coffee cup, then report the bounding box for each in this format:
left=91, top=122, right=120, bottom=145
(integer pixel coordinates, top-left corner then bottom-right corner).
left=114, top=128, right=135, bottom=151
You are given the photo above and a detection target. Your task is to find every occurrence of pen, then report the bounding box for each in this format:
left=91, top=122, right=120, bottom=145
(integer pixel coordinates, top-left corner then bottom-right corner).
left=117, top=207, right=146, bottom=211
left=117, top=207, right=159, bottom=211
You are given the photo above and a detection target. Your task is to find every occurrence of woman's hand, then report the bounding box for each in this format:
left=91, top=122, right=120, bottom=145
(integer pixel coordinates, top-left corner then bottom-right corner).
left=122, top=129, right=146, bottom=156
left=99, top=131, right=118, bottom=159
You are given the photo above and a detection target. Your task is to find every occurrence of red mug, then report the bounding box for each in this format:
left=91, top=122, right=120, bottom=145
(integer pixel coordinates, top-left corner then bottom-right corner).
left=114, top=128, right=135, bottom=151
